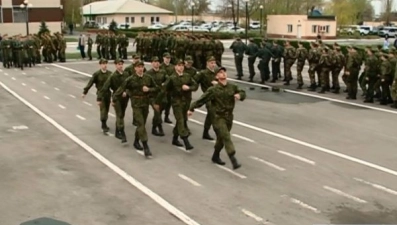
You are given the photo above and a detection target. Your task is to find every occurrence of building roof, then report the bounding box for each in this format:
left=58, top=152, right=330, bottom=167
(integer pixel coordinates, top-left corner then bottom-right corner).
left=82, top=0, right=172, bottom=15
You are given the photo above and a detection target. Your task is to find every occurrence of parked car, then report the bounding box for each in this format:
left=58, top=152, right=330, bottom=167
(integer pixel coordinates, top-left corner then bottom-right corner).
left=117, top=23, right=130, bottom=29
left=249, top=21, right=260, bottom=29
left=378, top=26, right=397, bottom=38
left=189, top=26, right=209, bottom=32
left=148, top=24, right=166, bottom=30
left=218, top=26, right=245, bottom=34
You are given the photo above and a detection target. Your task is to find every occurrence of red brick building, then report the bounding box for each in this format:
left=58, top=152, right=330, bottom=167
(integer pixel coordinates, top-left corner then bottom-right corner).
left=0, top=0, right=64, bottom=35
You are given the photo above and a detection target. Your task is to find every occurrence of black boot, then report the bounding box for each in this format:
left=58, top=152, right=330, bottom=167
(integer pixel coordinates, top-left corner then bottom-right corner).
left=157, top=124, right=165, bottom=136
left=101, top=120, right=109, bottom=132
left=152, top=125, right=161, bottom=136
left=120, top=128, right=127, bottom=143
left=172, top=135, right=183, bottom=147
left=133, top=135, right=143, bottom=150
left=212, top=149, right=226, bottom=165
left=202, top=130, right=214, bottom=140
left=142, top=141, right=152, bottom=158
left=115, top=127, right=122, bottom=139
left=391, top=101, right=397, bottom=108
left=164, top=116, right=172, bottom=124
left=228, top=152, right=241, bottom=170
left=181, top=136, right=194, bottom=150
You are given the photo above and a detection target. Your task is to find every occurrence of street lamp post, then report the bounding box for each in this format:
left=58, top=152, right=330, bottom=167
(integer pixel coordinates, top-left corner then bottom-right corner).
left=191, top=2, right=195, bottom=34
left=20, top=0, right=33, bottom=36
left=243, top=0, right=249, bottom=44
left=260, top=5, right=263, bottom=35
left=90, top=5, right=92, bottom=21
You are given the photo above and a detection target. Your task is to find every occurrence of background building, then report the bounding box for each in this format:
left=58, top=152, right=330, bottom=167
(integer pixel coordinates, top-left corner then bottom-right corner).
left=81, top=0, right=173, bottom=27
left=0, top=0, right=63, bottom=35
left=266, top=14, right=337, bottom=39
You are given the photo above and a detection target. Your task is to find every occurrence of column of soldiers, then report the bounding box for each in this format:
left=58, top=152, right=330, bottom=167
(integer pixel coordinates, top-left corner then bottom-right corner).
left=93, top=32, right=129, bottom=60
left=234, top=37, right=397, bottom=108
left=1, top=32, right=67, bottom=69
left=82, top=52, right=245, bottom=170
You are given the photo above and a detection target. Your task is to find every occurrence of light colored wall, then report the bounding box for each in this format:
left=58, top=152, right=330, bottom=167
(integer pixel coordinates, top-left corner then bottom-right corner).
left=0, top=22, right=62, bottom=36
left=267, top=15, right=337, bottom=38
left=1, top=0, right=60, bottom=7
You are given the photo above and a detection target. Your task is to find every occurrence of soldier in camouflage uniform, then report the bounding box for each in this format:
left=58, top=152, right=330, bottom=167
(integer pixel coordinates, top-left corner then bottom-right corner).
left=229, top=37, right=247, bottom=80
left=160, top=52, right=175, bottom=124
left=87, top=33, right=93, bottom=60
left=330, top=46, right=345, bottom=93
left=283, top=41, right=296, bottom=86
left=295, top=41, right=308, bottom=89
left=245, top=38, right=259, bottom=82
left=364, top=48, right=379, bottom=103
left=379, top=53, right=392, bottom=105
left=101, top=33, right=109, bottom=60
left=1, top=36, right=12, bottom=68
left=109, top=32, right=117, bottom=60
left=390, top=61, right=397, bottom=108
left=344, top=46, right=362, bottom=100
left=307, top=42, right=320, bottom=91
left=318, top=47, right=332, bottom=93
left=117, top=34, right=129, bottom=59
left=95, top=32, right=102, bottom=59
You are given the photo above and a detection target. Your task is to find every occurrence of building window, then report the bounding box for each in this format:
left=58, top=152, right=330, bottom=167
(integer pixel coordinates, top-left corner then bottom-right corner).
left=0, top=7, right=3, bottom=23
left=131, top=17, right=135, bottom=23
left=141, top=16, right=145, bottom=23
left=103, top=17, right=107, bottom=24
left=312, top=25, right=317, bottom=33
left=150, top=16, right=154, bottom=23
left=319, top=25, right=330, bottom=33
left=96, top=17, right=101, bottom=23
left=156, top=17, right=159, bottom=22
left=13, top=7, right=25, bottom=23
left=287, top=24, right=293, bottom=33
left=125, top=17, right=129, bottom=23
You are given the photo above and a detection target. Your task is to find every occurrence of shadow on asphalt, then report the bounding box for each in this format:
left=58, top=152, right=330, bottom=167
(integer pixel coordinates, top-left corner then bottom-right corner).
left=20, top=217, right=72, bottom=225
left=328, top=204, right=397, bottom=224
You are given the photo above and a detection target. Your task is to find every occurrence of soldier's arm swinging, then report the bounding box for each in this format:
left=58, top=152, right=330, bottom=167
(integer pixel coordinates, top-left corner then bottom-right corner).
left=83, top=72, right=97, bottom=95
left=189, top=87, right=215, bottom=112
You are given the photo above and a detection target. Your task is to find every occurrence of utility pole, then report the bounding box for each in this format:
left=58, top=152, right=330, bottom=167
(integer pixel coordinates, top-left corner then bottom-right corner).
left=385, top=0, right=392, bottom=26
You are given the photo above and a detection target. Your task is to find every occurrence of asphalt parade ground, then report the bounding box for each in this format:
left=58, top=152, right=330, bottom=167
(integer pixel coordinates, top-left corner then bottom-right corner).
left=1, top=55, right=397, bottom=225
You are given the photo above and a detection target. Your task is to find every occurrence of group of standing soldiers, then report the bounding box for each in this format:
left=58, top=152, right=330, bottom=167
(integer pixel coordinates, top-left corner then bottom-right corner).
left=133, top=31, right=225, bottom=69
left=82, top=52, right=245, bottom=170
left=0, top=32, right=67, bottom=69
left=93, top=32, right=129, bottom=60
left=230, top=37, right=397, bottom=108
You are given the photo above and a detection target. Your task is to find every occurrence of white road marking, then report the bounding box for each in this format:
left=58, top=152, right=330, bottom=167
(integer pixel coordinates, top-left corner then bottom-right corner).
left=0, top=69, right=2, bottom=72
left=178, top=174, right=202, bottom=187
left=12, top=125, right=29, bottom=130
left=14, top=68, right=18, bottom=71
left=41, top=81, right=46, bottom=84
left=168, top=124, right=175, bottom=127
left=68, top=94, right=76, bottom=98
left=106, top=132, right=115, bottom=137
left=31, top=89, right=37, bottom=92
left=45, top=67, right=49, bottom=69
left=323, top=186, right=367, bottom=203
left=0, top=79, right=202, bottom=225
left=216, top=165, right=247, bottom=179
left=189, top=119, right=203, bottom=125
left=177, top=146, right=191, bottom=153
left=54, top=87, right=60, bottom=91
left=209, top=140, right=216, bottom=143
left=43, top=96, right=50, bottom=100
left=240, top=208, right=267, bottom=223
left=249, top=156, right=286, bottom=171
left=52, top=64, right=397, bottom=178
left=76, top=115, right=86, bottom=121
left=22, top=72, right=26, bottom=75
left=108, top=113, right=116, bottom=117
left=278, top=150, right=316, bottom=165
left=354, top=178, right=397, bottom=196
left=4, top=73, right=8, bottom=76
left=83, top=101, right=92, bottom=106
left=136, top=150, right=144, bottom=155
left=58, top=104, right=66, bottom=109
left=11, top=77, right=16, bottom=80
left=288, top=197, right=321, bottom=214
left=232, top=134, right=255, bottom=143
left=22, top=83, right=26, bottom=86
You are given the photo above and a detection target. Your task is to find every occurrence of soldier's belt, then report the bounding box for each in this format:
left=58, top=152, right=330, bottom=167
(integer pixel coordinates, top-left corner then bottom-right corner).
left=132, top=95, right=147, bottom=99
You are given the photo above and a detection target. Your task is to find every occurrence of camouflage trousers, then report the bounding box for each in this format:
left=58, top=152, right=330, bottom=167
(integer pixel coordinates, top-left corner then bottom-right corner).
left=172, top=100, right=190, bottom=137
left=391, top=79, right=397, bottom=101
left=133, top=105, right=150, bottom=142
left=331, top=67, right=343, bottom=89
left=296, top=60, right=305, bottom=85
left=283, top=59, right=295, bottom=81
left=345, top=70, right=360, bottom=98
left=364, top=75, right=377, bottom=100
left=151, top=98, right=164, bottom=126
left=359, top=72, right=367, bottom=93
left=213, top=113, right=235, bottom=155
left=99, top=93, right=111, bottom=121
left=204, top=102, right=215, bottom=132
left=308, top=63, right=317, bottom=84
left=114, top=97, right=129, bottom=129
left=380, top=77, right=392, bottom=102
left=320, top=68, right=330, bottom=89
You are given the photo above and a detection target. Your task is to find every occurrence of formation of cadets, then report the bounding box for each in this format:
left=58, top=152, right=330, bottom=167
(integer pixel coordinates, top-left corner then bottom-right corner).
left=82, top=53, right=246, bottom=170
left=233, top=38, right=397, bottom=108
left=0, top=32, right=67, bottom=69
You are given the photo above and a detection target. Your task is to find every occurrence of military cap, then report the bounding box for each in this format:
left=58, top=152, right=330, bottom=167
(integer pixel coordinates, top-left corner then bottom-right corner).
left=215, top=66, right=227, bottom=74
left=381, top=49, right=389, bottom=54
left=333, top=42, right=339, bottom=46
left=207, top=56, right=216, bottom=62
left=382, top=53, right=389, bottom=58
left=163, top=52, right=171, bottom=58
left=175, top=58, right=185, bottom=65
left=352, top=46, right=360, bottom=51
left=389, top=49, right=396, bottom=54
left=335, top=46, right=341, bottom=51
left=185, top=56, right=194, bottom=63
left=114, top=58, right=124, bottom=64
left=134, top=61, right=144, bottom=67
left=249, top=38, right=254, bottom=42
left=347, top=45, right=353, bottom=49
left=151, top=56, right=160, bottom=62
left=99, top=59, right=108, bottom=64
left=132, top=54, right=140, bottom=59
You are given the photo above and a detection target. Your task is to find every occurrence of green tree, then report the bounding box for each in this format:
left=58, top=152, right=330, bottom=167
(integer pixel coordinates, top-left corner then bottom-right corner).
left=63, top=0, right=82, bottom=24
left=38, top=21, right=50, bottom=36
left=328, top=0, right=374, bottom=25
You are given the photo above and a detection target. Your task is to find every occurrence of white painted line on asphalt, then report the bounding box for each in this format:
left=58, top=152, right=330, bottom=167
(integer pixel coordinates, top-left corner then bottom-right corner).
left=58, top=104, right=66, bottom=109
left=52, top=64, right=397, bottom=178
left=43, top=96, right=50, bottom=100
left=83, top=101, right=92, bottom=106
left=209, top=140, right=216, bottom=143
left=0, top=69, right=2, bottom=72
left=178, top=174, right=202, bottom=187
left=68, top=94, right=76, bottom=98
left=278, top=150, right=316, bottom=165
left=11, top=77, right=16, bottom=80
left=240, top=208, right=267, bottom=223
left=76, top=115, right=86, bottom=121
left=136, top=150, right=144, bottom=156
left=108, top=113, right=116, bottom=117
left=189, top=119, right=203, bottom=125
left=232, top=134, right=255, bottom=143
left=106, top=132, right=115, bottom=137
left=22, top=83, right=26, bottom=86
left=45, top=67, right=49, bottom=69
left=14, top=68, right=18, bottom=71
left=4, top=73, right=8, bottom=76
left=249, top=156, right=286, bottom=171
left=323, top=186, right=367, bottom=203
left=41, top=81, right=46, bottom=84
left=216, top=165, right=246, bottom=179
left=169, top=124, right=175, bottom=127
left=31, top=89, right=37, bottom=92
left=354, top=178, right=397, bottom=196
left=0, top=81, right=202, bottom=225
left=288, top=197, right=321, bottom=214
left=54, top=87, right=60, bottom=91
left=177, top=146, right=191, bottom=153
left=22, top=72, right=26, bottom=75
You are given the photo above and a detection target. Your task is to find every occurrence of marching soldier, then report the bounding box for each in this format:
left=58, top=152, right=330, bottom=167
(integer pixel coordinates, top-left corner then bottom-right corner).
left=87, top=33, right=93, bottom=60
left=160, top=52, right=175, bottom=124
left=295, top=41, right=308, bottom=89
left=229, top=37, right=247, bottom=80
